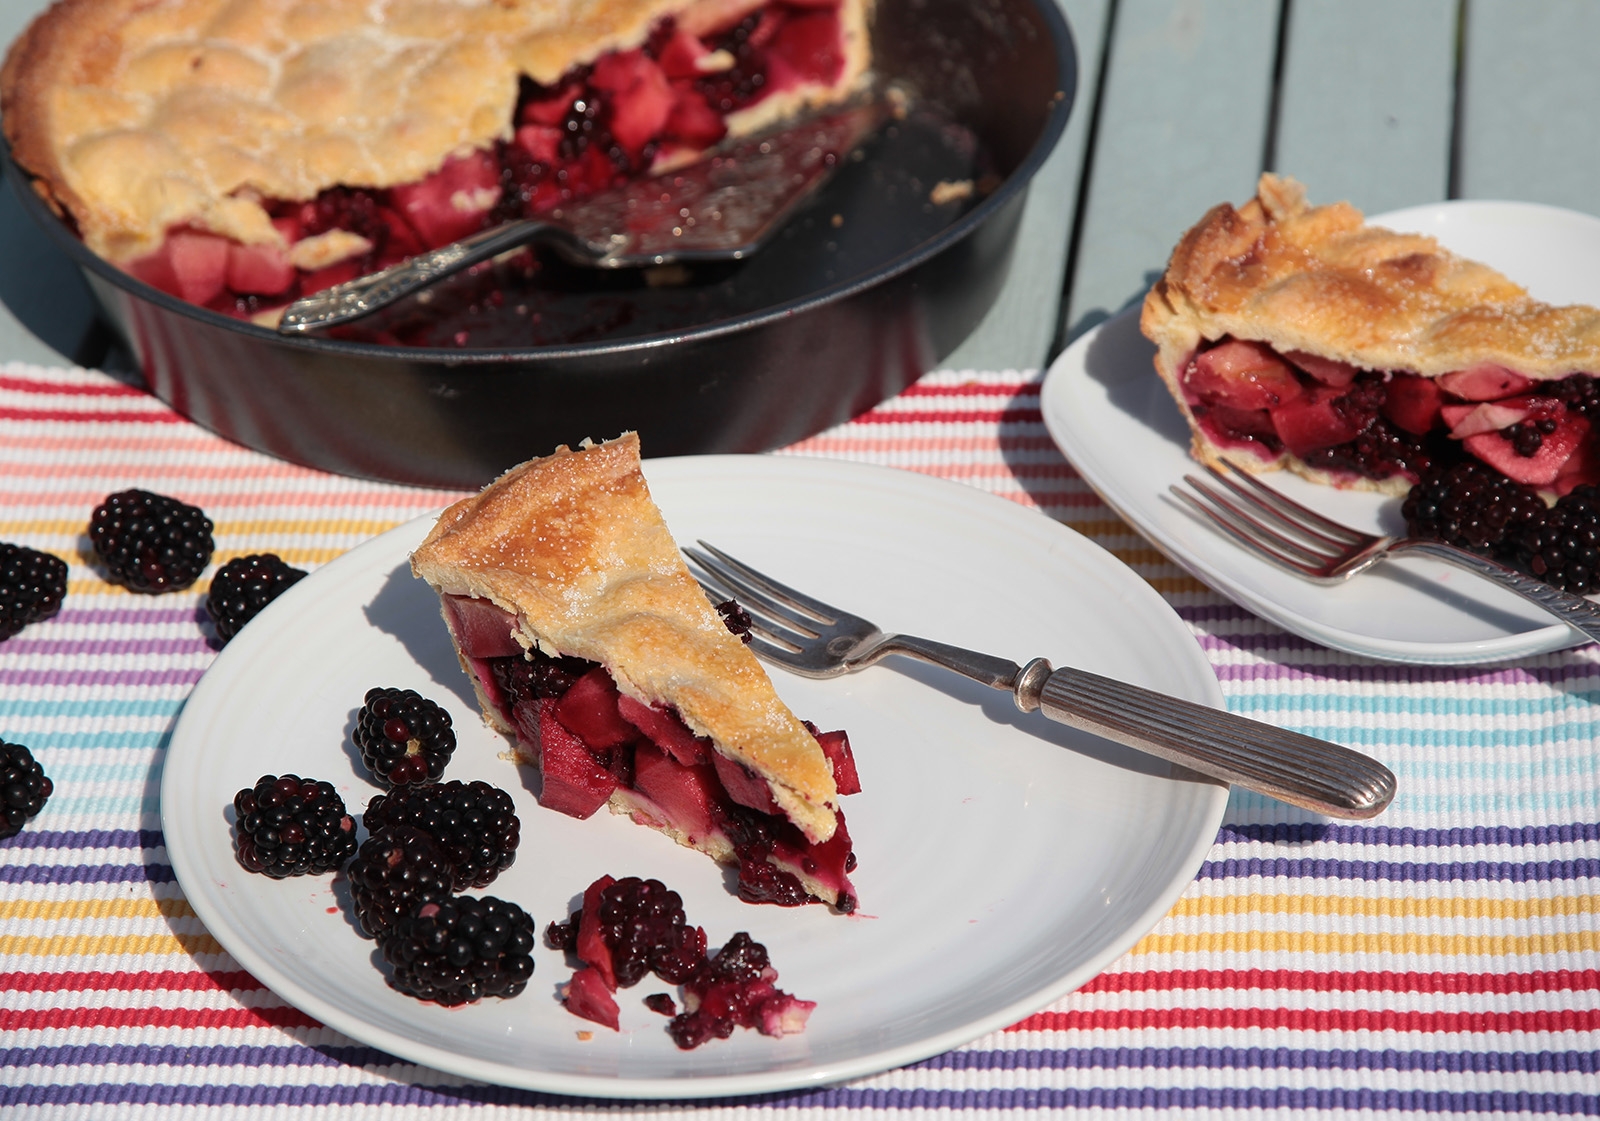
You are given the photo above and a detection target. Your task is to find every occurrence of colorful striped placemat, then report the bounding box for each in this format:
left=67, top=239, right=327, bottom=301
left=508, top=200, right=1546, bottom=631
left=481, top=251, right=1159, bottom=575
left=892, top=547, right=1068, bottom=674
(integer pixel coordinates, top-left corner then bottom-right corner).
left=3, top=361, right=1597, bottom=1117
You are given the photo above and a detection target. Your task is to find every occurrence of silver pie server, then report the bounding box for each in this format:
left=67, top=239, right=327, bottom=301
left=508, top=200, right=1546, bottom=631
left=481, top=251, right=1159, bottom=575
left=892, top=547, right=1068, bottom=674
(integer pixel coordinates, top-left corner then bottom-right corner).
left=278, top=103, right=885, bottom=334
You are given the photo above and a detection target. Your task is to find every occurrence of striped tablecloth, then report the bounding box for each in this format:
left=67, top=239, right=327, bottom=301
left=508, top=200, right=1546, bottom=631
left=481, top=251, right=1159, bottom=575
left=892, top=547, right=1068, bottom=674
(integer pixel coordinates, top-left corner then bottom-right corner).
left=4, top=361, right=1597, bottom=1118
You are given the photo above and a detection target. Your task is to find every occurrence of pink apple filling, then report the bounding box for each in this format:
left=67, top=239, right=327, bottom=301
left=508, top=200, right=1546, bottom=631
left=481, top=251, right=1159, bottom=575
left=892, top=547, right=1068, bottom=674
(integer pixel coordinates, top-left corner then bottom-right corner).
left=1179, top=337, right=1600, bottom=494
left=440, top=593, right=860, bottom=911
left=122, top=1, right=851, bottom=321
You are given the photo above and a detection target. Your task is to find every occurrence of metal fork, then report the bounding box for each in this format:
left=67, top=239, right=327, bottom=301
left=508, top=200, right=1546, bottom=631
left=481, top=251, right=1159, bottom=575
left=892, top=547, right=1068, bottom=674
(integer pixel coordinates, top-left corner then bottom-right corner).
left=683, top=542, right=1395, bottom=820
left=1173, top=463, right=1600, bottom=644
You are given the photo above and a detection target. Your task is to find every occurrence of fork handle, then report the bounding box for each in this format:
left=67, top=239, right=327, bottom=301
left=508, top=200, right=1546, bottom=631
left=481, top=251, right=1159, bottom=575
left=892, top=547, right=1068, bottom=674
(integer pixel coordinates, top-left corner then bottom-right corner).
left=1017, top=661, right=1395, bottom=818
left=1391, top=539, right=1600, bottom=644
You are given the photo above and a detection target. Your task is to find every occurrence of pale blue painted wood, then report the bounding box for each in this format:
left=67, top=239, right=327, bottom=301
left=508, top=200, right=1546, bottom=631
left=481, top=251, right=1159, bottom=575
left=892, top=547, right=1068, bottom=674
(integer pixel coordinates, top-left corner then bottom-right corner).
left=0, top=0, right=92, bottom=367
left=945, top=0, right=1112, bottom=371
left=1062, top=0, right=1281, bottom=341
left=1272, top=0, right=1455, bottom=214
left=1457, top=0, right=1600, bottom=214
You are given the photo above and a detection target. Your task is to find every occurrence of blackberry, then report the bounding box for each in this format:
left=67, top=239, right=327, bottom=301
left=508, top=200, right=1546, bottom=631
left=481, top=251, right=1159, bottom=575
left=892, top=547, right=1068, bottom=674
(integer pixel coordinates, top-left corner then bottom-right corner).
left=1517, top=484, right=1600, bottom=594
left=205, top=554, right=307, bottom=644
left=489, top=649, right=596, bottom=706
left=232, top=775, right=356, bottom=877
left=347, top=824, right=454, bottom=939
left=1402, top=460, right=1548, bottom=557
left=363, top=780, right=519, bottom=891
left=0, top=543, right=67, bottom=640
left=382, top=894, right=535, bottom=1005
left=596, top=877, right=708, bottom=986
left=88, top=489, right=214, bottom=593
left=735, top=853, right=814, bottom=907
left=644, top=992, right=677, bottom=1016
left=668, top=932, right=791, bottom=1050
left=1554, top=374, right=1600, bottom=424
left=1504, top=417, right=1559, bottom=457
left=546, top=909, right=582, bottom=951
left=1300, top=416, right=1442, bottom=483
left=0, top=740, right=52, bottom=839
left=353, top=687, right=456, bottom=787
left=715, top=599, right=754, bottom=643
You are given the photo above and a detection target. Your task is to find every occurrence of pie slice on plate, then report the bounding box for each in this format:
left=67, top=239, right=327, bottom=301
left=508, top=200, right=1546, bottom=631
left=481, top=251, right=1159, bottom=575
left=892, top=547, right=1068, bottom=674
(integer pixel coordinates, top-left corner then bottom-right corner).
left=1, top=0, right=872, bottom=321
left=410, top=433, right=860, bottom=911
left=1142, top=173, right=1600, bottom=497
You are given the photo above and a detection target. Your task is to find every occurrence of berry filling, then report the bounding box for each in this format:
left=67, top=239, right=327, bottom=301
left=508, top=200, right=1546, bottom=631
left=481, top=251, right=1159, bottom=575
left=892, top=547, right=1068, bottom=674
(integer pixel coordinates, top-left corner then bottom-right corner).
left=1184, top=338, right=1600, bottom=595
left=440, top=593, right=859, bottom=910
left=548, top=874, right=814, bottom=1047
left=1180, top=338, right=1600, bottom=495
left=120, top=2, right=851, bottom=322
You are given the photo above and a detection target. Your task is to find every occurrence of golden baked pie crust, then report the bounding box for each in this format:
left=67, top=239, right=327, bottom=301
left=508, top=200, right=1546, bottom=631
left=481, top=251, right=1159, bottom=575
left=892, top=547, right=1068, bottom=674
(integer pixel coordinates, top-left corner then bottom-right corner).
left=2, top=0, right=871, bottom=262
left=410, top=432, right=840, bottom=844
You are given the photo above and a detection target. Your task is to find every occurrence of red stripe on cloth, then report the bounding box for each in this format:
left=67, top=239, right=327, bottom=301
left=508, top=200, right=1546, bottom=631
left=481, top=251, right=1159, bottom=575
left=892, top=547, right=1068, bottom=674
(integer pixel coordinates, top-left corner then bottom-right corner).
left=1078, top=969, right=1600, bottom=996
left=850, top=409, right=1045, bottom=425
left=898, top=382, right=1043, bottom=398
left=0, top=970, right=265, bottom=994
left=0, top=407, right=184, bottom=424
left=1, top=1005, right=320, bottom=1031
left=0, top=373, right=148, bottom=397
left=1008, top=1007, right=1600, bottom=1034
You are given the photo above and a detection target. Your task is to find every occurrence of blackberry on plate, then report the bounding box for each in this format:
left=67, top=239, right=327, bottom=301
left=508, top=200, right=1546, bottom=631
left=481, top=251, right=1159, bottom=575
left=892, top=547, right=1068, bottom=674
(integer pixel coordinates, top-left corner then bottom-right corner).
left=1402, top=460, right=1548, bottom=557
left=88, top=489, right=214, bottom=593
left=0, top=542, right=67, bottom=640
left=667, top=931, right=814, bottom=1050
left=597, top=876, right=708, bottom=986
left=364, top=780, right=519, bottom=891
left=382, top=894, right=535, bottom=1005
left=1517, top=484, right=1600, bottom=594
left=347, top=824, right=454, bottom=939
left=206, top=554, right=307, bottom=644
left=232, top=774, right=356, bottom=877
left=0, top=740, right=51, bottom=839
left=353, top=687, right=456, bottom=787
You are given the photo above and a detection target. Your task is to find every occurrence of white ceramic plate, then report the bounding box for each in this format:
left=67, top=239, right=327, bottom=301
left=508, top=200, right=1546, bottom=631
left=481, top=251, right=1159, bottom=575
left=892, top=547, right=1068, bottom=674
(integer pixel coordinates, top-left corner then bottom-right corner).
left=1042, top=201, right=1600, bottom=665
left=162, top=455, right=1228, bottom=1098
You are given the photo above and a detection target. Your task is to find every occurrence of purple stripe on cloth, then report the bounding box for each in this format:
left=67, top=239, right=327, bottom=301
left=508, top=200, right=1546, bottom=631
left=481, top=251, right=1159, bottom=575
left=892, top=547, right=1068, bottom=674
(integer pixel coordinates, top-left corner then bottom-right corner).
left=6, top=1043, right=1594, bottom=1078
left=0, top=637, right=212, bottom=656
left=2, top=1082, right=1595, bottom=1113
left=0, top=668, right=205, bottom=688
left=1197, top=856, right=1600, bottom=883
left=0, top=829, right=164, bottom=851
left=1218, top=821, right=1600, bottom=848
left=51, top=608, right=202, bottom=626
left=0, top=861, right=174, bottom=885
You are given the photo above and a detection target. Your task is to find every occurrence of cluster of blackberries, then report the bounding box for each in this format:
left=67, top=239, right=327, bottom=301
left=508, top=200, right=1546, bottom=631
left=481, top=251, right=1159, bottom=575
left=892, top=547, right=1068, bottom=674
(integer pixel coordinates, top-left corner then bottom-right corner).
left=1403, top=464, right=1600, bottom=594
left=548, top=874, right=811, bottom=1047
left=0, top=488, right=306, bottom=649
left=348, top=780, right=529, bottom=1005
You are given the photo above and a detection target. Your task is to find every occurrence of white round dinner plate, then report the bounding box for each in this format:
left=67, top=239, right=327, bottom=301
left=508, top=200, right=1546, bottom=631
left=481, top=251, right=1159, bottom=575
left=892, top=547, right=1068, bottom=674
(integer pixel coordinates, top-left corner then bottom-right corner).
left=161, top=454, right=1228, bottom=1099
left=1042, top=200, right=1600, bottom=665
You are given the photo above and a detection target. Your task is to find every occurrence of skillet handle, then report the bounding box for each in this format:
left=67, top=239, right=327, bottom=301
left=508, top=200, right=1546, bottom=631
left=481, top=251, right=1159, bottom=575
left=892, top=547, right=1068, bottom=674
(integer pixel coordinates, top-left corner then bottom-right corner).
left=277, top=220, right=603, bottom=333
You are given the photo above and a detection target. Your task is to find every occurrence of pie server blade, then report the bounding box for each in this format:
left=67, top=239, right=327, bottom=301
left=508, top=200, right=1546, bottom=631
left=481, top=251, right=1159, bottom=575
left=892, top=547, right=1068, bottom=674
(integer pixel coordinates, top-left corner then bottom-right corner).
left=278, top=102, right=886, bottom=334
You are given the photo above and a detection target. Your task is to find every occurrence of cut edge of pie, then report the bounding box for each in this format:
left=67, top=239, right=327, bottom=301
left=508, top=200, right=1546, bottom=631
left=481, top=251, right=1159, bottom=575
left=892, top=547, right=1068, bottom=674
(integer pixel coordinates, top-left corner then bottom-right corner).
left=2, top=0, right=873, bottom=320
left=410, top=432, right=860, bottom=911
left=1142, top=174, right=1600, bottom=495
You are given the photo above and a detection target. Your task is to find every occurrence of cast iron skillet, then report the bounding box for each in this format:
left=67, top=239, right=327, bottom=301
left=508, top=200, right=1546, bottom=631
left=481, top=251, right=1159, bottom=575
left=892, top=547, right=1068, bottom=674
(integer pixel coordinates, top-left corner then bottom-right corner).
left=6, top=0, right=1075, bottom=489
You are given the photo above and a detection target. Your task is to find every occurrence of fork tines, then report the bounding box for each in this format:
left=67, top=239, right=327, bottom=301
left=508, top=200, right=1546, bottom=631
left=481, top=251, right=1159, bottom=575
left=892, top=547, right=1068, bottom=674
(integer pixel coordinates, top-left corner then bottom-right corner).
left=682, top=542, right=824, bottom=654
left=1172, top=463, right=1362, bottom=578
